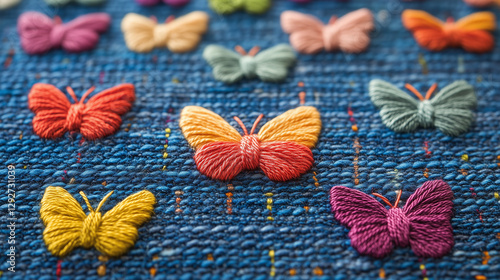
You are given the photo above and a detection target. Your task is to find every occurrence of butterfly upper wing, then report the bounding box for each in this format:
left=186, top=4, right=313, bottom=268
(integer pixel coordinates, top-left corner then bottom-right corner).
left=258, top=106, right=321, bottom=148
left=369, top=79, right=420, bottom=133
left=40, top=186, right=87, bottom=257
left=80, top=84, right=135, bottom=140
left=203, top=45, right=244, bottom=84
left=209, top=0, right=270, bottom=14
left=453, top=12, right=496, bottom=53
left=403, top=180, right=454, bottom=258
left=60, top=13, right=111, bottom=53
left=401, top=10, right=451, bottom=52
left=243, top=0, right=271, bottom=14
left=18, top=12, right=55, bottom=55
left=180, top=106, right=242, bottom=149
left=121, top=13, right=157, bottom=53
left=96, top=190, right=156, bottom=257
left=28, top=83, right=71, bottom=139
left=280, top=11, right=325, bottom=54
left=330, top=186, right=393, bottom=258
left=429, top=81, right=476, bottom=136
left=163, top=11, right=209, bottom=53
left=253, top=44, right=296, bottom=82
left=332, top=8, right=374, bottom=53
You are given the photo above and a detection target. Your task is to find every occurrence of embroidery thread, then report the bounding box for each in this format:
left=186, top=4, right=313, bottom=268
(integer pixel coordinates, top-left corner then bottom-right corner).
left=40, top=186, right=156, bottom=257
left=28, top=83, right=135, bottom=140
left=44, top=0, right=105, bottom=5
left=281, top=9, right=374, bottom=54
left=463, top=0, right=500, bottom=7
left=179, top=106, right=321, bottom=181
left=0, top=0, right=20, bottom=9
left=208, top=0, right=271, bottom=14
left=369, top=79, right=476, bottom=136
left=135, top=0, right=189, bottom=6
left=329, top=180, right=454, bottom=258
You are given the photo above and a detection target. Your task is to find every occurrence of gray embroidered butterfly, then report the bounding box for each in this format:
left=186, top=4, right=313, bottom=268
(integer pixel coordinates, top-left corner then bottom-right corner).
left=369, top=79, right=476, bottom=136
left=202, top=44, right=296, bottom=84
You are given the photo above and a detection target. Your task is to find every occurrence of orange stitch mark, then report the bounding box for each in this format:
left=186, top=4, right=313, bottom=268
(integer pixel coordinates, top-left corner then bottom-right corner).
left=424, top=168, right=429, bottom=178
left=348, top=105, right=358, bottom=132
left=423, top=141, right=432, bottom=158
left=269, top=249, right=276, bottom=277
left=19, top=131, right=23, bottom=140
left=476, top=276, right=487, bottom=280
left=304, top=206, right=310, bottom=212
left=496, top=233, right=500, bottom=239
left=226, top=184, right=234, bottom=215
left=4, top=49, right=14, bottom=68
left=477, top=209, right=483, bottom=223
left=459, top=169, right=468, bottom=176
left=299, top=91, right=306, bottom=105
left=313, top=267, right=323, bottom=276
left=482, top=251, right=490, bottom=265
left=289, top=268, right=297, bottom=276
left=313, top=171, right=320, bottom=188
left=56, top=260, right=62, bottom=280
left=497, top=155, right=500, bottom=167
left=379, top=268, right=386, bottom=279
left=353, top=138, right=361, bottom=185
left=97, top=265, right=106, bottom=276
left=207, top=253, right=214, bottom=261
left=102, top=181, right=107, bottom=186
left=175, top=190, right=183, bottom=214
left=149, top=267, right=157, bottom=277
left=124, top=123, right=132, bottom=132
left=266, top=193, right=274, bottom=221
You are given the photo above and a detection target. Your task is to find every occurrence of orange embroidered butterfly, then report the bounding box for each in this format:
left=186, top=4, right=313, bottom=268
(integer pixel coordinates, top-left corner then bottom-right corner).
left=179, top=106, right=321, bottom=181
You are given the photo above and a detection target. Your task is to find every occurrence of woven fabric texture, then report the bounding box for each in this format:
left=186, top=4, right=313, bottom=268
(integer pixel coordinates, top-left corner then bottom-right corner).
left=0, top=0, right=499, bottom=279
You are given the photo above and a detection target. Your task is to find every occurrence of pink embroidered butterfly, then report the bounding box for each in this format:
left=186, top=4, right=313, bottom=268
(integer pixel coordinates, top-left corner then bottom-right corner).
left=280, top=8, right=374, bottom=54
left=330, top=180, right=454, bottom=258
left=135, top=0, right=189, bottom=6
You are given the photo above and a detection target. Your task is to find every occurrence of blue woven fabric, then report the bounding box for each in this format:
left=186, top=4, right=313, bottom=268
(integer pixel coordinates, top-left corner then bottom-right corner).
left=1, top=0, right=499, bottom=279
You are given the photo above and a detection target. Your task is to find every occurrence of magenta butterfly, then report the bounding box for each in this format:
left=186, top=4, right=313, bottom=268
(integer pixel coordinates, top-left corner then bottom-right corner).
left=329, top=180, right=454, bottom=258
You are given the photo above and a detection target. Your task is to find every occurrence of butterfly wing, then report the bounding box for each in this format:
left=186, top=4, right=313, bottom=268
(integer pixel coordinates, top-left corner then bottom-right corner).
left=194, top=141, right=244, bottom=180
left=164, top=11, right=209, bottom=53
left=96, top=190, right=156, bottom=257
left=369, top=79, right=420, bottom=133
left=61, top=13, right=111, bottom=53
left=254, top=44, right=296, bottom=83
left=280, top=11, right=325, bottom=54
left=121, top=13, right=157, bottom=53
left=243, top=0, right=271, bottom=14
left=429, top=81, right=476, bottom=136
left=28, top=83, right=71, bottom=139
left=80, top=84, right=135, bottom=140
left=403, top=180, right=454, bottom=258
left=163, top=0, right=190, bottom=6
left=209, top=0, right=270, bottom=14
left=40, top=186, right=87, bottom=257
left=453, top=12, right=496, bottom=53
left=203, top=45, right=244, bottom=84
left=330, top=186, right=393, bottom=258
left=401, top=10, right=450, bottom=52
left=259, top=141, right=314, bottom=181
left=18, top=12, right=55, bottom=55
left=333, top=8, right=374, bottom=53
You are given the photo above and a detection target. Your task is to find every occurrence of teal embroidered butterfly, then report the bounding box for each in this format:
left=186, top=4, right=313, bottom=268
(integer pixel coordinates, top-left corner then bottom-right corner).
left=202, top=44, right=296, bottom=84
left=369, top=80, right=476, bottom=136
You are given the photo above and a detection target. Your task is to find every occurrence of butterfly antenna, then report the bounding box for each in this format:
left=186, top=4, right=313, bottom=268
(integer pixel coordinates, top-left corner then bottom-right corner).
left=393, top=190, right=403, bottom=208
left=79, top=191, right=95, bottom=213
left=234, top=46, right=247, bottom=56
left=405, top=83, right=425, bottom=101
left=425, top=83, right=438, bottom=100
left=166, top=15, right=175, bottom=24
left=328, top=16, right=338, bottom=25
left=250, top=114, right=264, bottom=135
left=79, top=86, right=96, bottom=103
left=233, top=116, right=248, bottom=135
left=54, top=16, right=62, bottom=25
left=372, top=193, right=393, bottom=208
left=248, top=46, right=261, bottom=57
left=95, top=191, right=114, bottom=212
left=66, top=87, right=79, bottom=103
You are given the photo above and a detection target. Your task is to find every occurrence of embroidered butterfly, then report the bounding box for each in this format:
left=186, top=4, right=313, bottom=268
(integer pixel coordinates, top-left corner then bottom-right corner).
left=121, top=11, right=209, bottom=53
left=18, top=12, right=110, bottom=55
left=369, top=79, right=476, bottom=136
left=330, top=180, right=454, bottom=258
left=40, top=186, right=156, bottom=257
left=281, top=9, right=374, bottom=54
left=209, top=0, right=271, bottom=14
left=402, top=10, right=496, bottom=53
left=0, top=0, right=20, bottom=10
left=44, top=0, right=105, bottom=5
left=135, top=0, right=189, bottom=6
left=28, top=83, right=135, bottom=140
left=464, top=0, right=500, bottom=7
left=203, top=44, right=296, bottom=84
left=179, top=106, right=321, bottom=181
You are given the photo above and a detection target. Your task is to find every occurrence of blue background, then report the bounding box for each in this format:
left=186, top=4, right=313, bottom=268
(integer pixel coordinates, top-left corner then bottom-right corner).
left=0, top=0, right=499, bottom=279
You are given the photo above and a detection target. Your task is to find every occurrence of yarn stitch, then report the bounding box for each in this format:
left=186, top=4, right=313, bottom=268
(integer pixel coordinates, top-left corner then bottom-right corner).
left=463, top=0, right=500, bottom=7
left=121, top=11, right=209, bottom=53
left=203, top=44, right=296, bottom=83
left=179, top=106, right=321, bottom=181
left=0, top=0, right=20, bottom=9
left=402, top=10, right=496, bottom=53
left=369, top=79, right=477, bottom=136
left=208, top=0, right=271, bottom=14
left=44, top=0, right=105, bottom=5
left=281, top=9, right=374, bottom=54
left=40, top=186, right=156, bottom=257
left=17, top=12, right=110, bottom=54
left=135, top=0, right=189, bottom=6
left=329, top=180, right=454, bottom=258
left=28, top=83, right=135, bottom=140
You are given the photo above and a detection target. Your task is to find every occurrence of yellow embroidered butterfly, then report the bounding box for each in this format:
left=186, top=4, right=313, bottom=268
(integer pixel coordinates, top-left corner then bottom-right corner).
left=40, top=186, right=156, bottom=257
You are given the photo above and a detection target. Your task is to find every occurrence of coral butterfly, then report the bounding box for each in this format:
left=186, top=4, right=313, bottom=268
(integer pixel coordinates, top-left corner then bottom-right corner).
left=179, top=106, right=321, bottom=181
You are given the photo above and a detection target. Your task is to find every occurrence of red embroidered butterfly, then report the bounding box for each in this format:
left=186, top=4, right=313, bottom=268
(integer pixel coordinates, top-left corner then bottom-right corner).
left=179, top=106, right=321, bottom=181
left=28, top=83, right=135, bottom=140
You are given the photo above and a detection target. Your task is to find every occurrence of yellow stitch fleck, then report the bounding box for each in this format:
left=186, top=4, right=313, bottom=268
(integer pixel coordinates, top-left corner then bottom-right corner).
left=462, top=154, right=469, bottom=161
left=270, top=267, right=276, bottom=277
left=494, top=192, right=499, bottom=200
left=23, top=166, right=27, bottom=169
left=162, top=166, right=166, bottom=171
left=267, top=198, right=273, bottom=204
left=267, top=205, right=272, bottom=211
left=420, top=264, right=425, bottom=270
left=163, top=152, right=168, bottom=158
left=423, top=278, right=429, bottom=280
left=269, top=249, right=275, bottom=258
left=172, top=78, right=179, bottom=83
left=164, top=144, right=168, bottom=148
left=97, top=265, right=106, bottom=276
left=165, top=134, right=170, bottom=137
left=267, top=217, right=274, bottom=221
left=265, top=192, right=273, bottom=197
left=98, top=255, right=109, bottom=262
left=165, top=128, right=171, bottom=133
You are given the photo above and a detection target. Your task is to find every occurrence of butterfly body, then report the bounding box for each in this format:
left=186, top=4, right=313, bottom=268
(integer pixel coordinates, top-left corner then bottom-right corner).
left=330, top=180, right=454, bottom=258
left=180, top=106, right=321, bottom=181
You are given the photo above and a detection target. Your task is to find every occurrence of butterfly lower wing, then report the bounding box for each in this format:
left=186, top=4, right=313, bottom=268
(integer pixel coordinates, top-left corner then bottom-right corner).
left=164, top=11, right=209, bottom=53
left=121, top=13, right=157, bottom=53
left=28, top=83, right=71, bottom=139
left=456, top=29, right=495, bottom=53
left=209, top=0, right=240, bottom=14
left=203, top=45, right=244, bottom=83
left=259, top=141, right=313, bottom=181
left=403, top=180, right=454, bottom=257
left=254, top=44, right=296, bottom=82
left=280, top=11, right=325, bottom=54
left=40, top=186, right=87, bottom=257
left=80, top=84, right=135, bottom=140
left=96, top=190, right=156, bottom=257
left=330, top=186, right=393, bottom=258
left=194, top=141, right=244, bottom=181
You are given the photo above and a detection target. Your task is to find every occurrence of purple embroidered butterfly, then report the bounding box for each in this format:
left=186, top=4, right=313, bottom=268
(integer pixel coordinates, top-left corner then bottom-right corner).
left=135, top=0, right=189, bottom=6
left=329, top=180, right=454, bottom=258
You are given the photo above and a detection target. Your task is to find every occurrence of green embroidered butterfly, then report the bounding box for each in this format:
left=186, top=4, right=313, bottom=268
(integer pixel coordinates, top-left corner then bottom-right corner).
left=203, top=44, right=296, bottom=84
left=208, top=0, right=271, bottom=14
left=369, top=79, right=476, bottom=136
